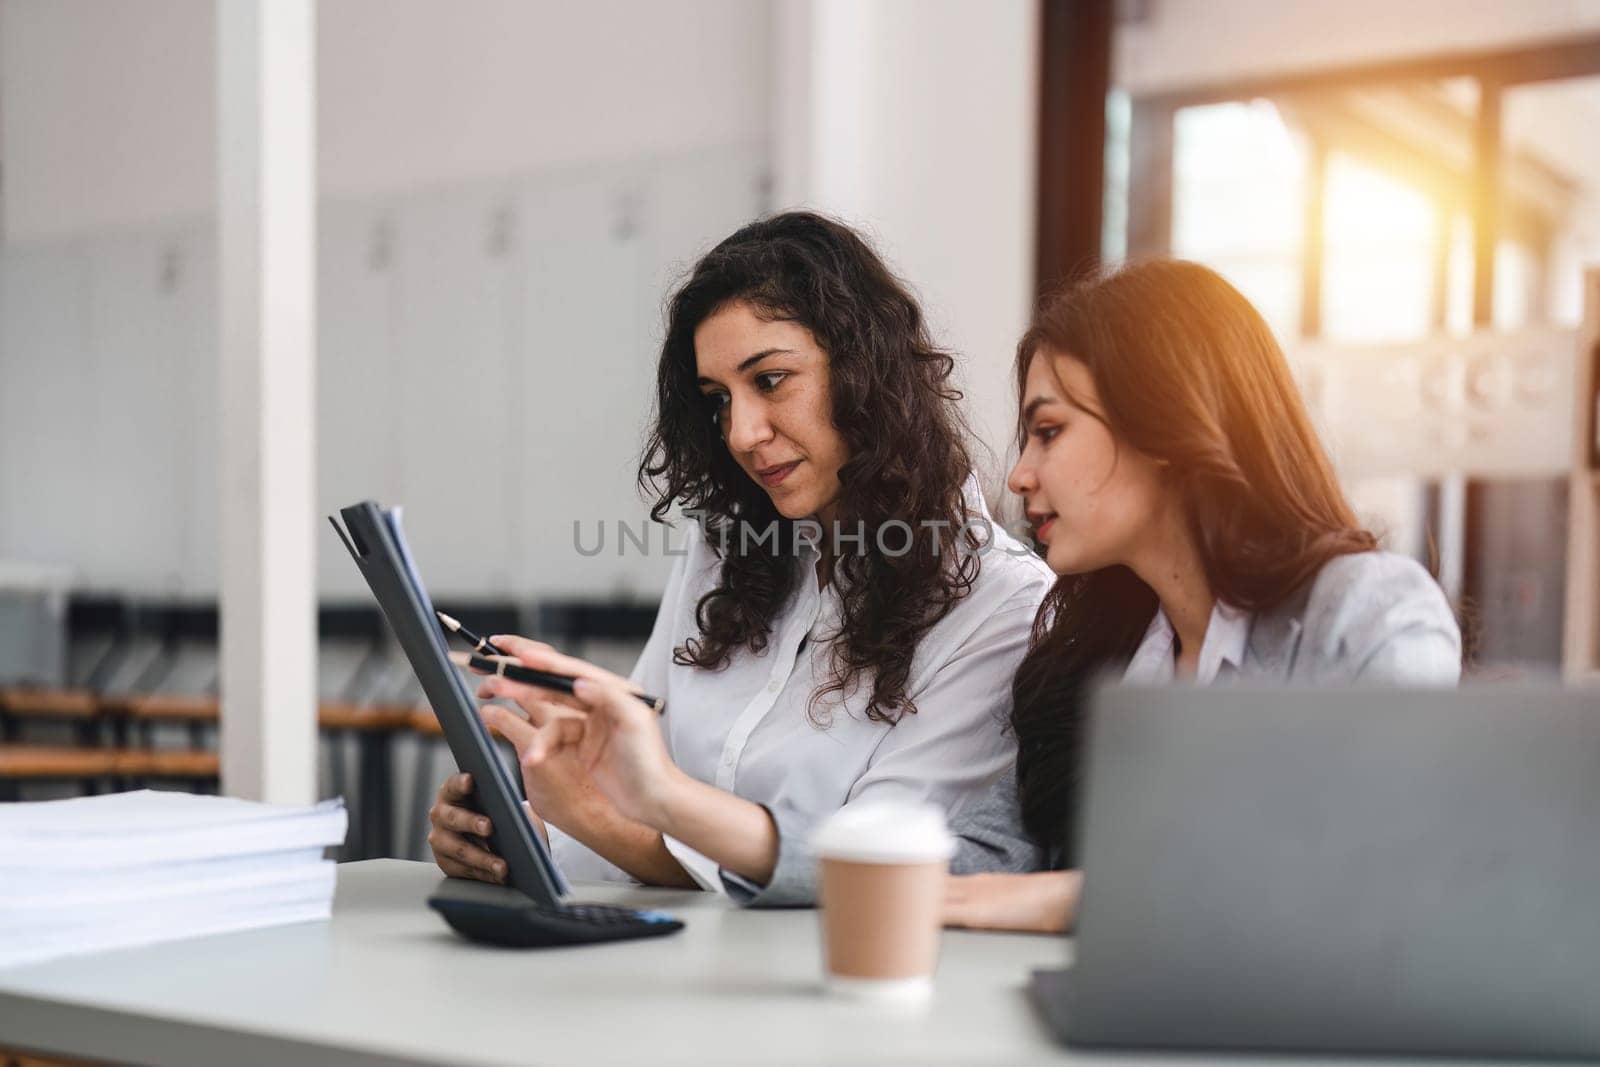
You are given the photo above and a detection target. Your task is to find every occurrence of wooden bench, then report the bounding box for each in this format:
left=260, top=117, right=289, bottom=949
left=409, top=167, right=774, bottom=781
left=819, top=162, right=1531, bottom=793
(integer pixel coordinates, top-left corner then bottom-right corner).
left=0, top=688, right=104, bottom=747
left=116, top=693, right=220, bottom=723
left=318, top=702, right=415, bottom=732
left=0, top=687, right=100, bottom=719
left=0, top=746, right=119, bottom=779
left=0, top=745, right=220, bottom=794
left=95, top=693, right=219, bottom=753
left=112, top=749, right=221, bottom=779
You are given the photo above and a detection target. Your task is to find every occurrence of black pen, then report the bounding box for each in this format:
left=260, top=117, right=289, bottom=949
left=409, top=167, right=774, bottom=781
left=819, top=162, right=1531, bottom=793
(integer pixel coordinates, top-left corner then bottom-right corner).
left=448, top=651, right=666, bottom=714
left=435, top=610, right=508, bottom=658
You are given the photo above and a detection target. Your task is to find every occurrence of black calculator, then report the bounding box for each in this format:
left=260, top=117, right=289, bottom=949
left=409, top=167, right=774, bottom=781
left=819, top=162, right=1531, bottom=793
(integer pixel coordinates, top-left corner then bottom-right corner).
left=428, top=879, right=685, bottom=948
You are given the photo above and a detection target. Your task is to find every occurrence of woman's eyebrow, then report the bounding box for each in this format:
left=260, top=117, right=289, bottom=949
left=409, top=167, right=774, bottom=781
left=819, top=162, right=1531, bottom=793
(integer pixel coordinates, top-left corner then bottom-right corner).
left=1022, top=395, right=1062, bottom=423
left=736, top=348, right=795, bottom=373
left=698, top=348, right=796, bottom=386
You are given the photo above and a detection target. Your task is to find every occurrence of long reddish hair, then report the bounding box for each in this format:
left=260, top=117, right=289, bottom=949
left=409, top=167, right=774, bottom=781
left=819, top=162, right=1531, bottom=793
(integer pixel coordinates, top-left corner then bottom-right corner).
left=1011, top=260, right=1377, bottom=855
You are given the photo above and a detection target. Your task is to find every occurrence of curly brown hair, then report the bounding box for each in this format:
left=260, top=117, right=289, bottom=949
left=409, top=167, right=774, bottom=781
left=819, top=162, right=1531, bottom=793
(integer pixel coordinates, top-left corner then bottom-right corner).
left=638, top=212, right=982, bottom=725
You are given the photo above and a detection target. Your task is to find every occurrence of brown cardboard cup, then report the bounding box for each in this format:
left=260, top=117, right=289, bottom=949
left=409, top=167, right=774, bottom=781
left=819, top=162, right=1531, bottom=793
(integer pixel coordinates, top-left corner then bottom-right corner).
left=811, top=803, right=955, bottom=1004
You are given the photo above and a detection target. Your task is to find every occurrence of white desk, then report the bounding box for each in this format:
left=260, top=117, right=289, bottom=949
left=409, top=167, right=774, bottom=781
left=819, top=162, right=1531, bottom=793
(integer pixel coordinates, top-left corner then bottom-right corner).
left=0, top=861, right=1519, bottom=1067
left=0, top=859, right=1080, bottom=1066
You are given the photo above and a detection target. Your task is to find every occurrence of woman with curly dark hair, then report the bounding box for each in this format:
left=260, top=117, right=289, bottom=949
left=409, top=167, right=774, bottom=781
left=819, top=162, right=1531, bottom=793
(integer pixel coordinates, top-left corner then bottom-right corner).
left=427, top=212, right=1052, bottom=905
left=939, top=260, right=1460, bottom=933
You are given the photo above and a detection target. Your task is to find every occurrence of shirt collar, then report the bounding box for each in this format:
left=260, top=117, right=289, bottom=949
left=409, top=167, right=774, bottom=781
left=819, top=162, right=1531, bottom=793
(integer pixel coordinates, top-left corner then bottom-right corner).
left=1199, top=599, right=1251, bottom=682
left=1125, top=598, right=1253, bottom=684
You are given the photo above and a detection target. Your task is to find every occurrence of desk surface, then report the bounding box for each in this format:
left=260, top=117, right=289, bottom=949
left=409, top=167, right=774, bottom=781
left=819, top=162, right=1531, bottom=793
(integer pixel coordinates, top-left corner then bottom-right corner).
left=0, top=859, right=1077, bottom=1066
left=0, top=860, right=1515, bottom=1067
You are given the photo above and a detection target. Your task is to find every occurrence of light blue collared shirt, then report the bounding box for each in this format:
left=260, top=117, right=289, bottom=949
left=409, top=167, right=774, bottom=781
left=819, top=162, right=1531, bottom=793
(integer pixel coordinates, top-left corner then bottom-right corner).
left=1124, top=599, right=1252, bottom=684
left=950, top=550, right=1463, bottom=876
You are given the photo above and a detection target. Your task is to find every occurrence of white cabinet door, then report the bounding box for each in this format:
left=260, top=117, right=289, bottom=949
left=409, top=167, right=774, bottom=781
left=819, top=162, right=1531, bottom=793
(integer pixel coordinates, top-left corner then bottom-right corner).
left=517, top=171, right=651, bottom=599
left=392, top=187, right=519, bottom=597
left=85, top=232, right=194, bottom=592
left=318, top=201, right=402, bottom=597
left=0, top=245, right=95, bottom=576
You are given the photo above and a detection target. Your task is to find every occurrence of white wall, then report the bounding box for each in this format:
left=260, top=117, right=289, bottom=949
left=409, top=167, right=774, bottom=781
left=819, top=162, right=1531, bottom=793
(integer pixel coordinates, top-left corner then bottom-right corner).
left=0, top=0, right=215, bottom=242
left=0, top=1, right=775, bottom=598
left=0, top=0, right=773, bottom=241
left=317, top=0, right=772, bottom=203
left=773, top=0, right=1039, bottom=498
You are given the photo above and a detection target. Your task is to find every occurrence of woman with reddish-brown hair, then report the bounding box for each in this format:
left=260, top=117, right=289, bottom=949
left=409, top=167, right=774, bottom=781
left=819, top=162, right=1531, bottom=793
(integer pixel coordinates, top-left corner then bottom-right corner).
left=942, top=259, right=1461, bottom=933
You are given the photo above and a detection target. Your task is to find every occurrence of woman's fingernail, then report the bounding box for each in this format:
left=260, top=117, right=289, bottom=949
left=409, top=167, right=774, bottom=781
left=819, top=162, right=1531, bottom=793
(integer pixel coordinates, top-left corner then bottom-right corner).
left=477, top=820, right=490, bottom=834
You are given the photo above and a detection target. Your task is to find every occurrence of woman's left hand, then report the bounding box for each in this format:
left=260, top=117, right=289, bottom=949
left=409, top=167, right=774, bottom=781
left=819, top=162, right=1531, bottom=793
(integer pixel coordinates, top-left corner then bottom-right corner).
left=474, top=636, right=684, bottom=829
left=942, top=871, right=1083, bottom=934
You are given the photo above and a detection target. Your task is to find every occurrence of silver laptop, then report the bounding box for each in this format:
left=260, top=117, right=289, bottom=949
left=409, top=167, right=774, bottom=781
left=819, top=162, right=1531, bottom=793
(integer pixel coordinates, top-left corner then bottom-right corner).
left=1033, top=683, right=1600, bottom=1058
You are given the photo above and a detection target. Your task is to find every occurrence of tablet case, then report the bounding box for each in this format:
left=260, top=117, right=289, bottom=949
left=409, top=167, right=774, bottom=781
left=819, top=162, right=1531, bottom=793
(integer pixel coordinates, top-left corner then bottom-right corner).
left=329, top=501, right=568, bottom=904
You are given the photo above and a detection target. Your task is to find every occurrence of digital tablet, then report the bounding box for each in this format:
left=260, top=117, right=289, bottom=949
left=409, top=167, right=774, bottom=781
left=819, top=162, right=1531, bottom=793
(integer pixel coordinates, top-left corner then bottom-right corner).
left=330, top=500, right=682, bottom=946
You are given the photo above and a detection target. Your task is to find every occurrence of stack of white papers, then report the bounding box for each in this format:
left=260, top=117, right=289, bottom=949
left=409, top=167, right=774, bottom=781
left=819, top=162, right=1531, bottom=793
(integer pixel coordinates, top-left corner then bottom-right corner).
left=0, top=789, right=347, bottom=969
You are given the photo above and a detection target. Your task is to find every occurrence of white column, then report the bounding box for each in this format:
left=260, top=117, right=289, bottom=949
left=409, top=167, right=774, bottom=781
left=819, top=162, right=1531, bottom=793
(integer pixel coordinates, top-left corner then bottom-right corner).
left=217, top=0, right=317, bottom=803
left=771, top=0, right=1039, bottom=492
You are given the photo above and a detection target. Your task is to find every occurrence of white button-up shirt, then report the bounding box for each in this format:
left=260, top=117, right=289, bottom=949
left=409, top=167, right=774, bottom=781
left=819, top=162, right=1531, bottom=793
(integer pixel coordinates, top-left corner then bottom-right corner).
left=1123, top=598, right=1252, bottom=684
left=548, top=480, right=1055, bottom=905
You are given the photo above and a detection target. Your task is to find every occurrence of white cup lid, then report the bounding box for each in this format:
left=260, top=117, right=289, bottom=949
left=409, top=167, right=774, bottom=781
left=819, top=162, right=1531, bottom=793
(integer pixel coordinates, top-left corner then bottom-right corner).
left=810, top=802, right=956, bottom=865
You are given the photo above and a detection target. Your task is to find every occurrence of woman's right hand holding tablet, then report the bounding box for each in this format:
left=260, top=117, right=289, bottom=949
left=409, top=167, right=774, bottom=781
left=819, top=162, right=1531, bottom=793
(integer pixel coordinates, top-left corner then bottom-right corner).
left=432, top=634, right=699, bottom=889
left=426, top=710, right=603, bottom=883
left=427, top=773, right=508, bottom=885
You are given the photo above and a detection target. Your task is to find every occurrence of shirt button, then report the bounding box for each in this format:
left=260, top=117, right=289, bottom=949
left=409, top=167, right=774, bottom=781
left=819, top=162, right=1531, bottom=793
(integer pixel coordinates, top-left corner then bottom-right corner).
left=767, top=679, right=781, bottom=694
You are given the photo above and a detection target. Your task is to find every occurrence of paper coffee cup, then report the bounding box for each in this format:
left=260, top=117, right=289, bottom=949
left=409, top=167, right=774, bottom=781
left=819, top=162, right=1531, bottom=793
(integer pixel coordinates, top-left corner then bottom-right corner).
left=811, top=803, right=956, bottom=1004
